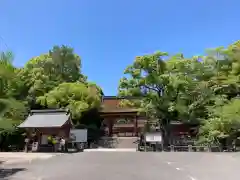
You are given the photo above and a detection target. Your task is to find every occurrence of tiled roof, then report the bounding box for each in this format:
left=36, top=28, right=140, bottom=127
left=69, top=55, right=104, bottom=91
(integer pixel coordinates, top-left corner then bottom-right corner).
left=18, top=109, right=70, bottom=128
left=99, top=108, right=138, bottom=114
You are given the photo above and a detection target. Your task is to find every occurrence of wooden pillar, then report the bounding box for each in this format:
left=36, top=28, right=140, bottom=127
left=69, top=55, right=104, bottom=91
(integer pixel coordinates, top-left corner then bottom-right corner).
left=134, top=116, right=138, bottom=136
left=108, top=118, right=113, bottom=137
left=24, top=128, right=32, bottom=152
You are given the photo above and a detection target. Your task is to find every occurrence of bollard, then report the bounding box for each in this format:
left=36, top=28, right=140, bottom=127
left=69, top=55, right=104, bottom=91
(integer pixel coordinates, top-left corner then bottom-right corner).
left=170, top=145, right=174, bottom=152
left=188, top=145, right=193, bottom=152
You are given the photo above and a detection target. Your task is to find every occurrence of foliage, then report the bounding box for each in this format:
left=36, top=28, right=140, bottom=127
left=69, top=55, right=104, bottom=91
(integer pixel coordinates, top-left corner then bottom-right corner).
left=2, top=40, right=240, bottom=148
left=119, top=52, right=213, bottom=124
left=119, top=40, right=240, bottom=145
left=20, top=45, right=102, bottom=119
left=15, top=45, right=84, bottom=103
left=0, top=51, right=22, bottom=134
left=37, top=82, right=102, bottom=123
left=199, top=98, right=240, bottom=145
left=0, top=46, right=103, bottom=150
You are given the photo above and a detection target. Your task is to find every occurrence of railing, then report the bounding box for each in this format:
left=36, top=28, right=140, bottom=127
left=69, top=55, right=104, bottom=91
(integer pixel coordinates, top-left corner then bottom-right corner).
left=167, top=145, right=221, bottom=152
left=138, top=144, right=238, bottom=152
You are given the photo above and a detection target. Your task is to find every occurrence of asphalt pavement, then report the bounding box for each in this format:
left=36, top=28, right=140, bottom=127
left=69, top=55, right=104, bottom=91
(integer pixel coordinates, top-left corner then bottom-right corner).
left=0, top=153, right=57, bottom=165
left=2, top=152, right=240, bottom=180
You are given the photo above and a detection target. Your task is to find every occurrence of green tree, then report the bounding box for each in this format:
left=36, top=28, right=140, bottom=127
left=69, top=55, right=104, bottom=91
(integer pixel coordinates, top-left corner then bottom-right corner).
left=0, top=46, right=104, bottom=150
left=0, top=51, right=15, bottom=97
left=199, top=98, right=240, bottom=146
left=16, top=45, right=86, bottom=107
left=118, top=41, right=240, bottom=147
left=37, top=82, right=102, bottom=124
left=0, top=51, right=27, bottom=134
left=118, top=52, right=218, bottom=145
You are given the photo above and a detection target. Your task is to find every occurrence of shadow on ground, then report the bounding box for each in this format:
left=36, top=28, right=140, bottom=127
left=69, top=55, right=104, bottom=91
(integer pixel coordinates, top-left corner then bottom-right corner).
left=0, top=161, right=26, bottom=179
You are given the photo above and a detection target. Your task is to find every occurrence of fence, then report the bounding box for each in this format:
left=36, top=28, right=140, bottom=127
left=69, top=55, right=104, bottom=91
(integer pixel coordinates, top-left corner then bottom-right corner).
left=139, top=144, right=238, bottom=152
left=166, top=145, right=220, bottom=152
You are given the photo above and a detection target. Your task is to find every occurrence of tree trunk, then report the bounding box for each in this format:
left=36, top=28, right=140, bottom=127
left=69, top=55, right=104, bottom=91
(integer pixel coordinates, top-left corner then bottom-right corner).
left=160, top=119, right=170, bottom=149
left=0, top=134, right=7, bottom=152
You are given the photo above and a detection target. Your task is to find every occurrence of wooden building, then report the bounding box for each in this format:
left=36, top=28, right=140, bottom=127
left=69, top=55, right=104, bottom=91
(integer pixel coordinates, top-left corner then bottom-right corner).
left=17, top=96, right=198, bottom=149
left=100, top=96, right=147, bottom=137
left=99, top=96, right=199, bottom=144
left=18, top=109, right=73, bottom=151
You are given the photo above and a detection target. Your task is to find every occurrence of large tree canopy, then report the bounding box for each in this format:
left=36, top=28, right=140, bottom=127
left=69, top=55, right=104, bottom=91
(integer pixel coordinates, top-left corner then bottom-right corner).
left=16, top=45, right=86, bottom=102
left=119, top=52, right=213, bottom=123
left=0, top=45, right=102, bottom=137
left=0, top=51, right=27, bottom=134
left=119, top=40, right=240, bottom=145
left=37, top=82, right=102, bottom=123
left=1, top=40, right=240, bottom=148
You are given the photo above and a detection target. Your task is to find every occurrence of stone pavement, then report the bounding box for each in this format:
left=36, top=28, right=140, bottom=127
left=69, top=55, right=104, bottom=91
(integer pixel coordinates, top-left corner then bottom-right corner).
left=2, top=152, right=240, bottom=180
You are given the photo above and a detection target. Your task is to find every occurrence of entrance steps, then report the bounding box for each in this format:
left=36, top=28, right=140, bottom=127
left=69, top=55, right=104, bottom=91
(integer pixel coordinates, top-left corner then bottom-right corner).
left=116, top=137, right=138, bottom=148
left=97, top=137, right=138, bottom=149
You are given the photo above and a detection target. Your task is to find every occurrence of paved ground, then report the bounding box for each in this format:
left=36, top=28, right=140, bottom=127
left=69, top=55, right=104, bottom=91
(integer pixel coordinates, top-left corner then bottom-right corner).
left=0, top=153, right=58, bottom=165
left=1, top=152, right=240, bottom=180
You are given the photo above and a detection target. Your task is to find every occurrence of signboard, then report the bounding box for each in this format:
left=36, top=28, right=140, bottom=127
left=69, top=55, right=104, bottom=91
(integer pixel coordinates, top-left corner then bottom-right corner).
left=145, top=132, right=162, bottom=142
left=32, top=142, right=39, bottom=152
left=70, top=129, right=87, bottom=143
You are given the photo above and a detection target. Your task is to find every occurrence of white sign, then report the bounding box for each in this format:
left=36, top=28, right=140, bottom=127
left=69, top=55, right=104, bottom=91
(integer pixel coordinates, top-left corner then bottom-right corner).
left=70, top=129, right=88, bottom=143
left=145, top=132, right=162, bottom=142
left=32, top=142, right=39, bottom=152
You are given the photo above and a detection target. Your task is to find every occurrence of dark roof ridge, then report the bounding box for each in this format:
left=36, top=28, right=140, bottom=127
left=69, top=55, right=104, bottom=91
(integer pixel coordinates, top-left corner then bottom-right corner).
left=30, top=109, right=69, bottom=114
left=103, top=96, right=140, bottom=100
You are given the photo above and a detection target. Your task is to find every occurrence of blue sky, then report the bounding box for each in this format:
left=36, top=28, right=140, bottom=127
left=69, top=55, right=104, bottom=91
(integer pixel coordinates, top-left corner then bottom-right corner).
left=1, top=0, right=239, bottom=95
